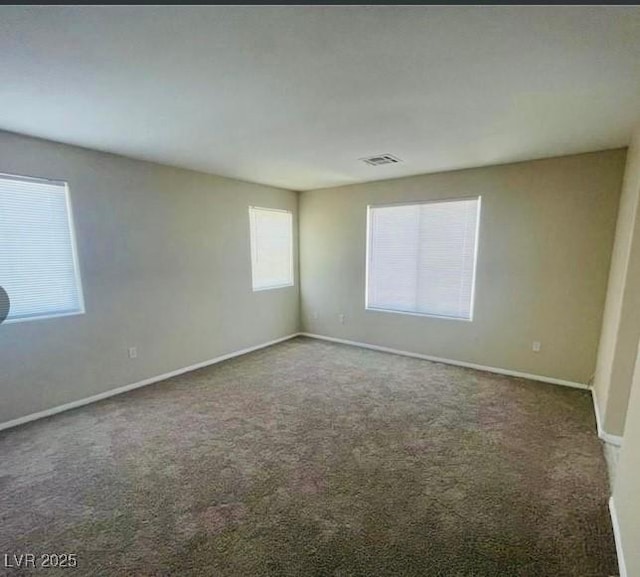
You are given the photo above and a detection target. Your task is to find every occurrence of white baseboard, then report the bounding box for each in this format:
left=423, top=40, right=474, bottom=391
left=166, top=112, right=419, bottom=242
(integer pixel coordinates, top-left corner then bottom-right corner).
left=609, top=497, right=628, bottom=577
left=0, top=332, right=301, bottom=433
left=300, top=332, right=589, bottom=390
left=591, top=388, right=624, bottom=447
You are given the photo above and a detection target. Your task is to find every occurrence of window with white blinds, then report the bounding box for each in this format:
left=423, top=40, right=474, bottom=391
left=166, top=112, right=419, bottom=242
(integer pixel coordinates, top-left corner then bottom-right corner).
left=0, top=173, right=85, bottom=323
left=366, top=197, right=481, bottom=320
left=249, top=206, right=294, bottom=291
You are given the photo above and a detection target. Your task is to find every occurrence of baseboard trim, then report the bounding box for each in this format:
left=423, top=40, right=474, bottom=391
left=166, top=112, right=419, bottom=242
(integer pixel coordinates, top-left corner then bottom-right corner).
left=609, top=497, right=628, bottom=577
left=0, top=332, right=302, bottom=433
left=591, top=388, right=624, bottom=447
left=299, top=332, right=589, bottom=390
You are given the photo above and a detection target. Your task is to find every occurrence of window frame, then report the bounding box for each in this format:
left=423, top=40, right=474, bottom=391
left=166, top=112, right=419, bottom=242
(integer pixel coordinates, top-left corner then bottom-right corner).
left=1, top=172, right=86, bottom=325
left=364, top=196, right=481, bottom=322
left=248, top=205, right=295, bottom=292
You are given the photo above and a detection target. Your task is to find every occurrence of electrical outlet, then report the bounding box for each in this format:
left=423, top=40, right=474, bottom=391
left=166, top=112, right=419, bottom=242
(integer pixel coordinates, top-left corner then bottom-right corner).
left=128, top=347, right=138, bottom=359
left=339, top=314, right=345, bottom=324
left=532, top=341, right=541, bottom=353
left=312, top=311, right=319, bottom=320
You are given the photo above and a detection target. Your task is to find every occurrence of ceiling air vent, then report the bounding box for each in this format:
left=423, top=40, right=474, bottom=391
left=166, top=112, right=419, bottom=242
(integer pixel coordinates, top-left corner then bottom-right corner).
left=361, top=154, right=402, bottom=166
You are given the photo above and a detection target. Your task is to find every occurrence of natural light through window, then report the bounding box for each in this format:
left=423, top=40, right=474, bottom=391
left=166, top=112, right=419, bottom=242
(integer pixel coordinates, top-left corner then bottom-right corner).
left=366, top=197, right=480, bottom=320
left=249, top=206, right=294, bottom=291
left=0, top=173, right=85, bottom=323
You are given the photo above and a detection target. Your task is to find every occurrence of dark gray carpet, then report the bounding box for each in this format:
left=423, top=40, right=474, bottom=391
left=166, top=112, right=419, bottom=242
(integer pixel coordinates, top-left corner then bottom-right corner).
left=0, top=337, right=617, bottom=576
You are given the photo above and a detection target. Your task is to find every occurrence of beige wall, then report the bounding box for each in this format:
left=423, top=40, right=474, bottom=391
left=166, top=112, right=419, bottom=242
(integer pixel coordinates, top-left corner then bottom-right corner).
left=300, top=150, right=625, bottom=384
left=594, top=127, right=640, bottom=437
left=0, top=130, right=299, bottom=424
left=605, top=126, right=640, bottom=576
left=0, top=130, right=629, bottom=426
left=612, top=344, right=640, bottom=577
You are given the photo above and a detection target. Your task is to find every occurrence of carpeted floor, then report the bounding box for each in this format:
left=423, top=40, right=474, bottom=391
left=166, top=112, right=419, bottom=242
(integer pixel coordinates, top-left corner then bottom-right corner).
left=0, top=337, right=617, bottom=576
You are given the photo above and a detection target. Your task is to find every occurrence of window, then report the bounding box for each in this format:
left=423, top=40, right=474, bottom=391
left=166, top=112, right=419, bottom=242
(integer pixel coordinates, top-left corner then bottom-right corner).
left=249, top=206, right=294, bottom=291
left=0, top=173, right=85, bottom=323
left=366, top=197, right=480, bottom=320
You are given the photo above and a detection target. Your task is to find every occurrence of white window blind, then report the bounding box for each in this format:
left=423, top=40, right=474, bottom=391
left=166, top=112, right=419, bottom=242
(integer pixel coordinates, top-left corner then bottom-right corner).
left=0, top=173, right=85, bottom=323
left=249, top=206, right=294, bottom=291
left=366, top=197, right=480, bottom=320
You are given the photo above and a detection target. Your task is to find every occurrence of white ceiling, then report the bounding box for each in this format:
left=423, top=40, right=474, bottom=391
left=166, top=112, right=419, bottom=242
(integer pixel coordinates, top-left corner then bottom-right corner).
left=1, top=6, right=640, bottom=191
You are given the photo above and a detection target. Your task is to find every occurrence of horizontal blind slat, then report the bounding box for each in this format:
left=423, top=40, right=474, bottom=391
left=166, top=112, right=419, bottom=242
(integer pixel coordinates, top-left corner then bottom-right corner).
left=249, top=207, right=293, bottom=290
left=0, top=175, right=83, bottom=321
left=367, top=198, right=480, bottom=320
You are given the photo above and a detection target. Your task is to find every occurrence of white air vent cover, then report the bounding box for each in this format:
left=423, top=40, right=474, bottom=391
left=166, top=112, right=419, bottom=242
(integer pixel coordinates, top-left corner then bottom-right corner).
left=361, top=154, right=402, bottom=166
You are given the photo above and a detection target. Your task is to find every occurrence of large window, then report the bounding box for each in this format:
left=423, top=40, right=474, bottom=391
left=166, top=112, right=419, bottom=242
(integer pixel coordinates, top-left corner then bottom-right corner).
left=249, top=206, right=294, bottom=291
left=0, top=173, right=85, bottom=323
left=366, top=197, right=480, bottom=320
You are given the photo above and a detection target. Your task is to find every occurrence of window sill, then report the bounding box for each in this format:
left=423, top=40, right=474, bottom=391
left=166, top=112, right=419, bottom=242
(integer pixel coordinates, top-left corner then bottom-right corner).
left=252, top=283, right=295, bottom=292
left=3, top=309, right=85, bottom=325
left=365, top=306, right=472, bottom=322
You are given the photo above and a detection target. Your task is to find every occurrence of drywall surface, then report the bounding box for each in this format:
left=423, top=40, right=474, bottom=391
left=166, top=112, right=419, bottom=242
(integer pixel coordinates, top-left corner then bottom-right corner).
left=612, top=345, right=640, bottom=577
left=300, top=150, right=625, bottom=384
left=0, top=130, right=299, bottom=424
left=594, top=127, right=640, bottom=436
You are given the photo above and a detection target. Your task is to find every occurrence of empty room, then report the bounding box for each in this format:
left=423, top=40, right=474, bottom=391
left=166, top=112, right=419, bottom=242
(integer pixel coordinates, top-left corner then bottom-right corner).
left=2, top=5, right=640, bottom=576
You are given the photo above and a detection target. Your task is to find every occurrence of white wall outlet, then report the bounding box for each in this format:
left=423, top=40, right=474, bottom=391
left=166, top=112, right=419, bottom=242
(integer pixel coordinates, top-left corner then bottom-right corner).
left=128, top=347, right=138, bottom=359
left=312, top=311, right=319, bottom=320
left=339, top=314, right=345, bottom=324
left=532, top=341, right=541, bottom=353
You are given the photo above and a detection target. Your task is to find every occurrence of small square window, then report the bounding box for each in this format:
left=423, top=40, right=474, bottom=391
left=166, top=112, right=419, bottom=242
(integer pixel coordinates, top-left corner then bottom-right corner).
left=366, top=197, right=481, bottom=320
